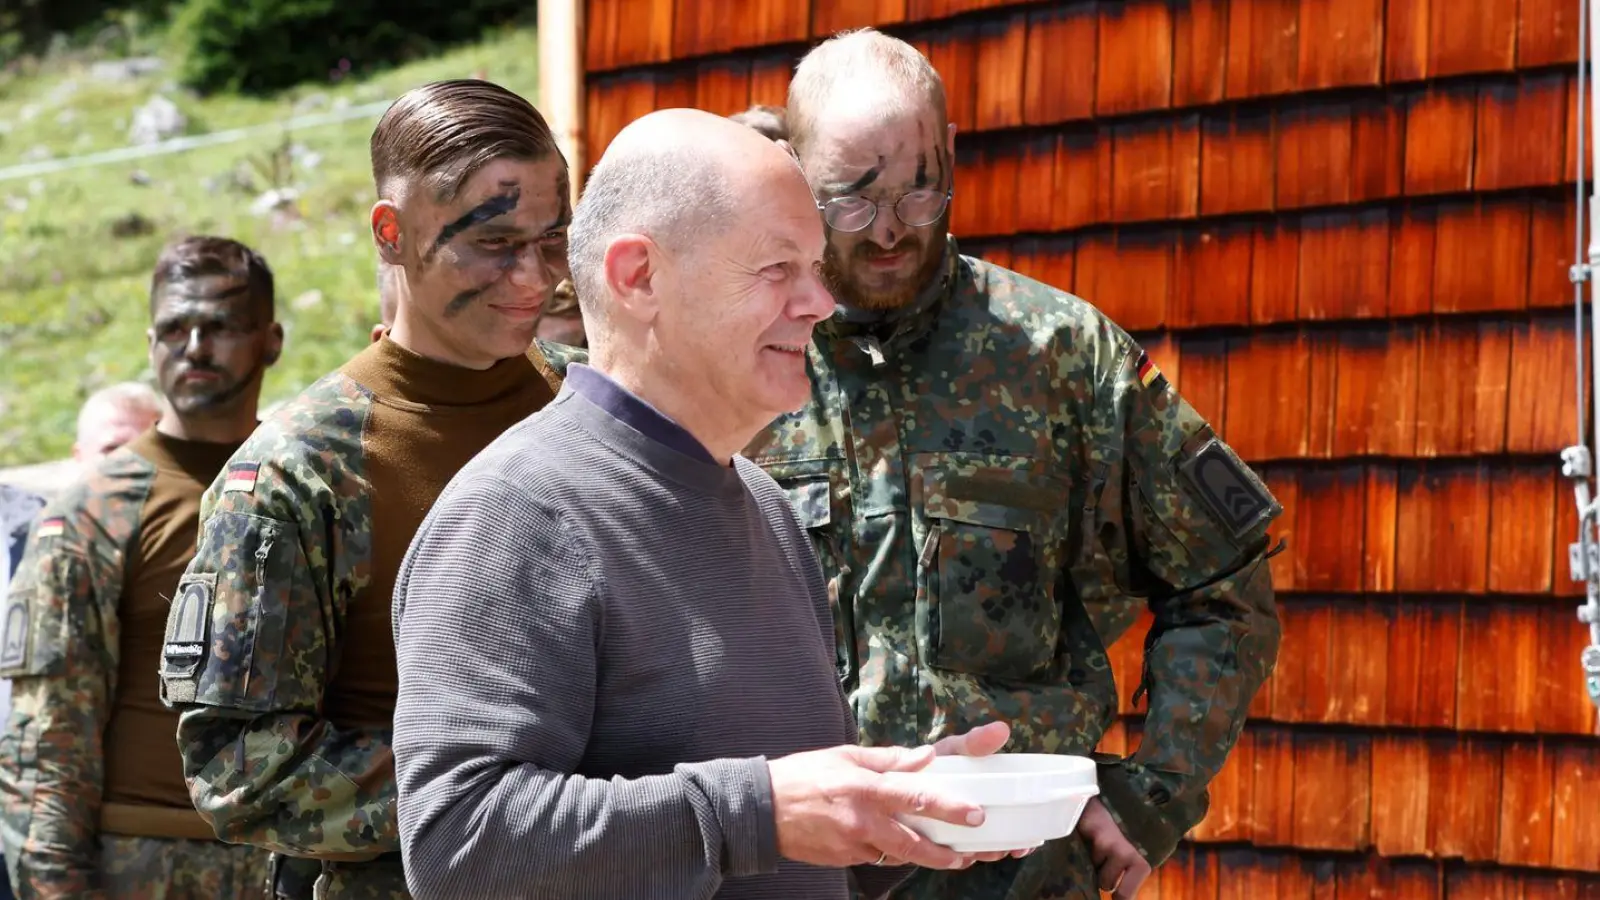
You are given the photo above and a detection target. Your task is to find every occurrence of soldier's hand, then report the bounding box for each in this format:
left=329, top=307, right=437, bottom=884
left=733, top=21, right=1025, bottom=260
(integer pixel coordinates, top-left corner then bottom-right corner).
left=1077, top=798, right=1151, bottom=898
left=768, top=743, right=986, bottom=872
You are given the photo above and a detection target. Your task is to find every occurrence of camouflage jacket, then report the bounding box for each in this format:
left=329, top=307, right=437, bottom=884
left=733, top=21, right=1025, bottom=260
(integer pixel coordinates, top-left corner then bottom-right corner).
left=742, top=238, right=1283, bottom=871
left=156, top=346, right=561, bottom=865
left=0, top=449, right=160, bottom=898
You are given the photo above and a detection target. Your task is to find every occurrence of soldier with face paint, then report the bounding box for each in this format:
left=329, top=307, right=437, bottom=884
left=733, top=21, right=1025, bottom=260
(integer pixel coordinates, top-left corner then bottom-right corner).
left=156, top=80, right=569, bottom=900
left=746, top=29, right=1284, bottom=900
left=0, top=236, right=282, bottom=899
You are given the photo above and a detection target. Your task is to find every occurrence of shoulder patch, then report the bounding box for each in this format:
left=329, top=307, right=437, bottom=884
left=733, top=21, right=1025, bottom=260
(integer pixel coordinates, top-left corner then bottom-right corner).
left=34, top=516, right=65, bottom=539
left=1134, top=350, right=1168, bottom=393
left=0, top=594, right=28, bottom=670
left=222, top=462, right=260, bottom=494
left=161, top=573, right=215, bottom=683
left=1178, top=436, right=1277, bottom=540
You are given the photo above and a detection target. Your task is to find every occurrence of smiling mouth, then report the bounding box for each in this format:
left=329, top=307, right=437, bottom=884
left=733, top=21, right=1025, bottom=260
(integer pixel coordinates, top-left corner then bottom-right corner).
left=767, top=343, right=807, bottom=355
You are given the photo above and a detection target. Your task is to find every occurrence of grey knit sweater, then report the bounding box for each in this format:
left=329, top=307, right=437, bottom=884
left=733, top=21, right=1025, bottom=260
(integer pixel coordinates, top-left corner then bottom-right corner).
left=391, top=383, right=907, bottom=899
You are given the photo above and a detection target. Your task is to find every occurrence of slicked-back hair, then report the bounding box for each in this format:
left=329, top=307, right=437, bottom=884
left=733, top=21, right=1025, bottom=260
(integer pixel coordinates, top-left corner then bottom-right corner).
left=371, top=79, right=560, bottom=202
left=787, top=28, right=948, bottom=155
left=149, top=235, right=275, bottom=320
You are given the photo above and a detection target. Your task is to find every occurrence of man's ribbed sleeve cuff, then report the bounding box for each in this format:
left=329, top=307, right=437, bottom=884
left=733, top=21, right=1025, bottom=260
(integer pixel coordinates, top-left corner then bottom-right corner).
left=675, top=757, right=779, bottom=878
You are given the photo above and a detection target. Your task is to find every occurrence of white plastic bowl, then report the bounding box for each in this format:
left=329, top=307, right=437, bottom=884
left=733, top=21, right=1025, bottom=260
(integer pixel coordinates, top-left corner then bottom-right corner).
left=884, top=753, right=1099, bottom=853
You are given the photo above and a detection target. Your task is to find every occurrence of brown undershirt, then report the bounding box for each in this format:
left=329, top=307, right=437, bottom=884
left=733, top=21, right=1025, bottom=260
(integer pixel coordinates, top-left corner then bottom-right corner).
left=323, top=337, right=557, bottom=728
left=103, top=427, right=241, bottom=810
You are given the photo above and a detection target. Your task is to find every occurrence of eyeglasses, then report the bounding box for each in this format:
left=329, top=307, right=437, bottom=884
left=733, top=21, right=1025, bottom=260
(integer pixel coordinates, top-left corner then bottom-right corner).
left=817, top=187, right=953, bottom=233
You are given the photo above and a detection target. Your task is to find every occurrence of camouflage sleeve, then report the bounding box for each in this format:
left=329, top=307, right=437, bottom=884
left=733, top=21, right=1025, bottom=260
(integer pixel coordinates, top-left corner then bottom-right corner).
left=158, top=452, right=394, bottom=859
left=0, top=519, right=113, bottom=899
left=1088, top=341, right=1283, bottom=866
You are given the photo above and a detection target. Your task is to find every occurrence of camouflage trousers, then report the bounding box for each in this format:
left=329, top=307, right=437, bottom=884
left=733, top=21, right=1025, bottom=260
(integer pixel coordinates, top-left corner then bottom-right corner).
left=100, top=833, right=271, bottom=899
left=878, top=835, right=1099, bottom=900
left=311, top=856, right=409, bottom=900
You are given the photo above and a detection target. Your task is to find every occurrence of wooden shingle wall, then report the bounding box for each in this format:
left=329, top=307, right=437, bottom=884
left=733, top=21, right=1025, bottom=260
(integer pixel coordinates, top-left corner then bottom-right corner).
left=583, top=0, right=1599, bottom=894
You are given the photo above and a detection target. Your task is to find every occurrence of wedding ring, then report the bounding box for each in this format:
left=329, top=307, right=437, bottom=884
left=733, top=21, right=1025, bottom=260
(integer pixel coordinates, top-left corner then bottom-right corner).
left=872, top=851, right=888, bottom=866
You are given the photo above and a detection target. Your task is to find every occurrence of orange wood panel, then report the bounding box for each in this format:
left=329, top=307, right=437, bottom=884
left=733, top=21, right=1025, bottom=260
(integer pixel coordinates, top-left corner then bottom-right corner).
left=1500, top=738, right=1558, bottom=868
left=1404, top=84, right=1479, bottom=195
left=609, top=0, right=674, bottom=68
left=1387, top=0, right=1431, bottom=82
left=1433, top=198, right=1531, bottom=314
left=1296, top=0, right=1382, bottom=90
left=1014, top=136, right=1057, bottom=234
left=1268, top=602, right=1312, bottom=720
left=1007, top=237, right=1044, bottom=284
left=1200, top=108, right=1276, bottom=216
left=1248, top=724, right=1295, bottom=847
left=1429, top=735, right=1504, bottom=861
left=1250, top=220, right=1300, bottom=324
left=584, top=72, right=660, bottom=169
left=1365, top=463, right=1400, bottom=592
left=1096, top=0, right=1174, bottom=116
left=1022, top=3, right=1097, bottom=125
left=654, top=66, right=698, bottom=109
left=1457, top=604, right=1516, bottom=732
left=1541, top=602, right=1600, bottom=732
left=1225, top=0, right=1299, bottom=100
left=982, top=143, right=1020, bottom=236
left=950, top=141, right=986, bottom=237
left=973, top=241, right=1012, bottom=271
left=1292, top=732, right=1371, bottom=849
left=811, top=0, right=906, bottom=36
left=1294, top=602, right=1335, bottom=721
left=1520, top=0, right=1581, bottom=66
left=1030, top=235, right=1075, bottom=293
left=1294, top=469, right=1365, bottom=592
left=760, top=0, right=808, bottom=47
left=1172, top=223, right=1252, bottom=328
left=1224, top=331, right=1308, bottom=461
left=1489, top=465, right=1557, bottom=594
left=1397, top=463, right=1490, bottom=593
left=1476, top=74, right=1569, bottom=191
left=1475, top=321, right=1514, bottom=455
left=694, top=58, right=753, bottom=117
left=925, top=22, right=978, bottom=133
left=1570, top=73, right=1596, bottom=183
left=1112, top=118, right=1200, bottom=223
left=1390, top=205, right=1437, bottom=318
left=974, top=12, right=1026, bottom=132
left=1553, top=479, right=1585, bottom=600
left=1330, top=599, right=1390, bottom=725
left=1333, top=328, right=1420, bottom=457
left=1172, top=0, right=1227, bottom=107
left=1351, top=97, right=1406, bottom=203
left=1552, top=742, right=1600, bottom=870
left=1187, top=729, right=1252, bottom=843
left=1276, top=102, right=1353, bottom=209
left=1428, top=0, right=1518, bottom=77
left=1529, top=197, right=1580, bottom=310
left=1051, top=128, right=1113, bottom=230
left=1074, top=229, right=1171, bottom=331
left=1385, top=598, right=1462, bottom=729
left=1178, top=335, right=1230, bottom=435
left=1373, top=732, right=1432, bottom=856
left=746, top=54, right=793, bottom=108
left=1507, top=316, right=1579, bottom=454
left=1298, top=209, right=1391, bottom=320
left=584, top=0, right=619, bottom=71
left=1163, top=844, right=1223, bottom=900
left=670, top=0, right=710, bottom=59
left=1110, top=608, right=1150, bottom=713
left=1312, top=337, right=1343, bottom=456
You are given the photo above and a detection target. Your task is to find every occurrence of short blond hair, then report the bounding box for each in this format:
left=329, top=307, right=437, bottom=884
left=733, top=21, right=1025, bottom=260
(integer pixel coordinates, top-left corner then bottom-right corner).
left=787, top=28, right=947, bottom=154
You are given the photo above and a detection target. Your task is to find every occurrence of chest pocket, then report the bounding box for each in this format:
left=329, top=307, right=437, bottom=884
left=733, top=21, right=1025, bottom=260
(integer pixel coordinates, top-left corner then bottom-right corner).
left=774, top=475, right=852, bottom=680
left=918, top=465, right=1067, bottom=683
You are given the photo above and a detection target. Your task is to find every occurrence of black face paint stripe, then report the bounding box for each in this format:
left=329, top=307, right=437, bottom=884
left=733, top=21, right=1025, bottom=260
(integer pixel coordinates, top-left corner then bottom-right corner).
left=444, top=287, right=488, bottom=317
left=915, top=152, right=929, bottom=188
left=429, top=187, right=522, bottom=257
left=844, top=156, right=886, bottom=194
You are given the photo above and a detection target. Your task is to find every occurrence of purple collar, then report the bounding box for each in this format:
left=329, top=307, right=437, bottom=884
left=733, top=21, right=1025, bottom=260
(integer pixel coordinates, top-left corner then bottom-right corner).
left=564, top=364, right=718, bottom=465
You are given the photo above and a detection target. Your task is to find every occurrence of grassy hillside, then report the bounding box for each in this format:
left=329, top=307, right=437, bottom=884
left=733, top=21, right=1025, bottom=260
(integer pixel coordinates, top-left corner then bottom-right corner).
left=0, top=25, right=540, bottom=466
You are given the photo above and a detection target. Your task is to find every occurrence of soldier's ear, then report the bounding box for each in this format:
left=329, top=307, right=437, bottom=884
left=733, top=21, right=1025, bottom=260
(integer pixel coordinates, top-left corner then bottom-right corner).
left=371, top=201, right=404, bottom=265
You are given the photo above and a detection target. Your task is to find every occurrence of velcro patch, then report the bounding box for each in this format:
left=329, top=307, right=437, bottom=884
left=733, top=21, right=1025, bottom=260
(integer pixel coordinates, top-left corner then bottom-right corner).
left=161, top=573, right=215, bottom=680
left=1178, top=438, right=1276, bottom=539
left=0, top=594, right=28, bottom=670
left=34, top=517, right=65, bottom=540
left=1135, top=350, right=1168, bottom=393
left=222, top=462, right=259, bottom=494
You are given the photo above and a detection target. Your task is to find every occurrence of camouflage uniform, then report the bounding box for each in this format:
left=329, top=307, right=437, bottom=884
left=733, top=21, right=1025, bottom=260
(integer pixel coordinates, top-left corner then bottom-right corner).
left=0, top=446, right=270, bottom=900
left=741, top=238, right=1283, bottom=900
left=156, top=345, right=561, bottom=900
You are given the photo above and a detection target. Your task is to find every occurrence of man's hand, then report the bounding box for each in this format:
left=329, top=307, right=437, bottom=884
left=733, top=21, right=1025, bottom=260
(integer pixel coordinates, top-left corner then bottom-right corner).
left=924, top=722, right=1032, bottom=865
left=768, top=743, right=985, bottom=871
left=1077, top=798, right=1151, bottom=898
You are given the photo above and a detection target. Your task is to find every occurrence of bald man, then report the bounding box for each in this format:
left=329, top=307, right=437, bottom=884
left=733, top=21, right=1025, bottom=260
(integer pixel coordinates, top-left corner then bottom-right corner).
left=73, top=383, right=163, bottom=468
left=392, top=109, right=1021, bottom=900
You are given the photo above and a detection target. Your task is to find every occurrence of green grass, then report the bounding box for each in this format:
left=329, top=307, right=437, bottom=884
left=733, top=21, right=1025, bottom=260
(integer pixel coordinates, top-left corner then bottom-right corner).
left=0, top=25, right=541, bottom=466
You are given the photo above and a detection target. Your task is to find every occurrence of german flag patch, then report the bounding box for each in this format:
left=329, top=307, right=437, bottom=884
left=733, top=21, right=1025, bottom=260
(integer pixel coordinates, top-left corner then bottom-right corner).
left=1135, top=350, right=1167, bottom=393
left=34, top=517, right=65, bottom=539
left=222, top=462, right=260, bottom=494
